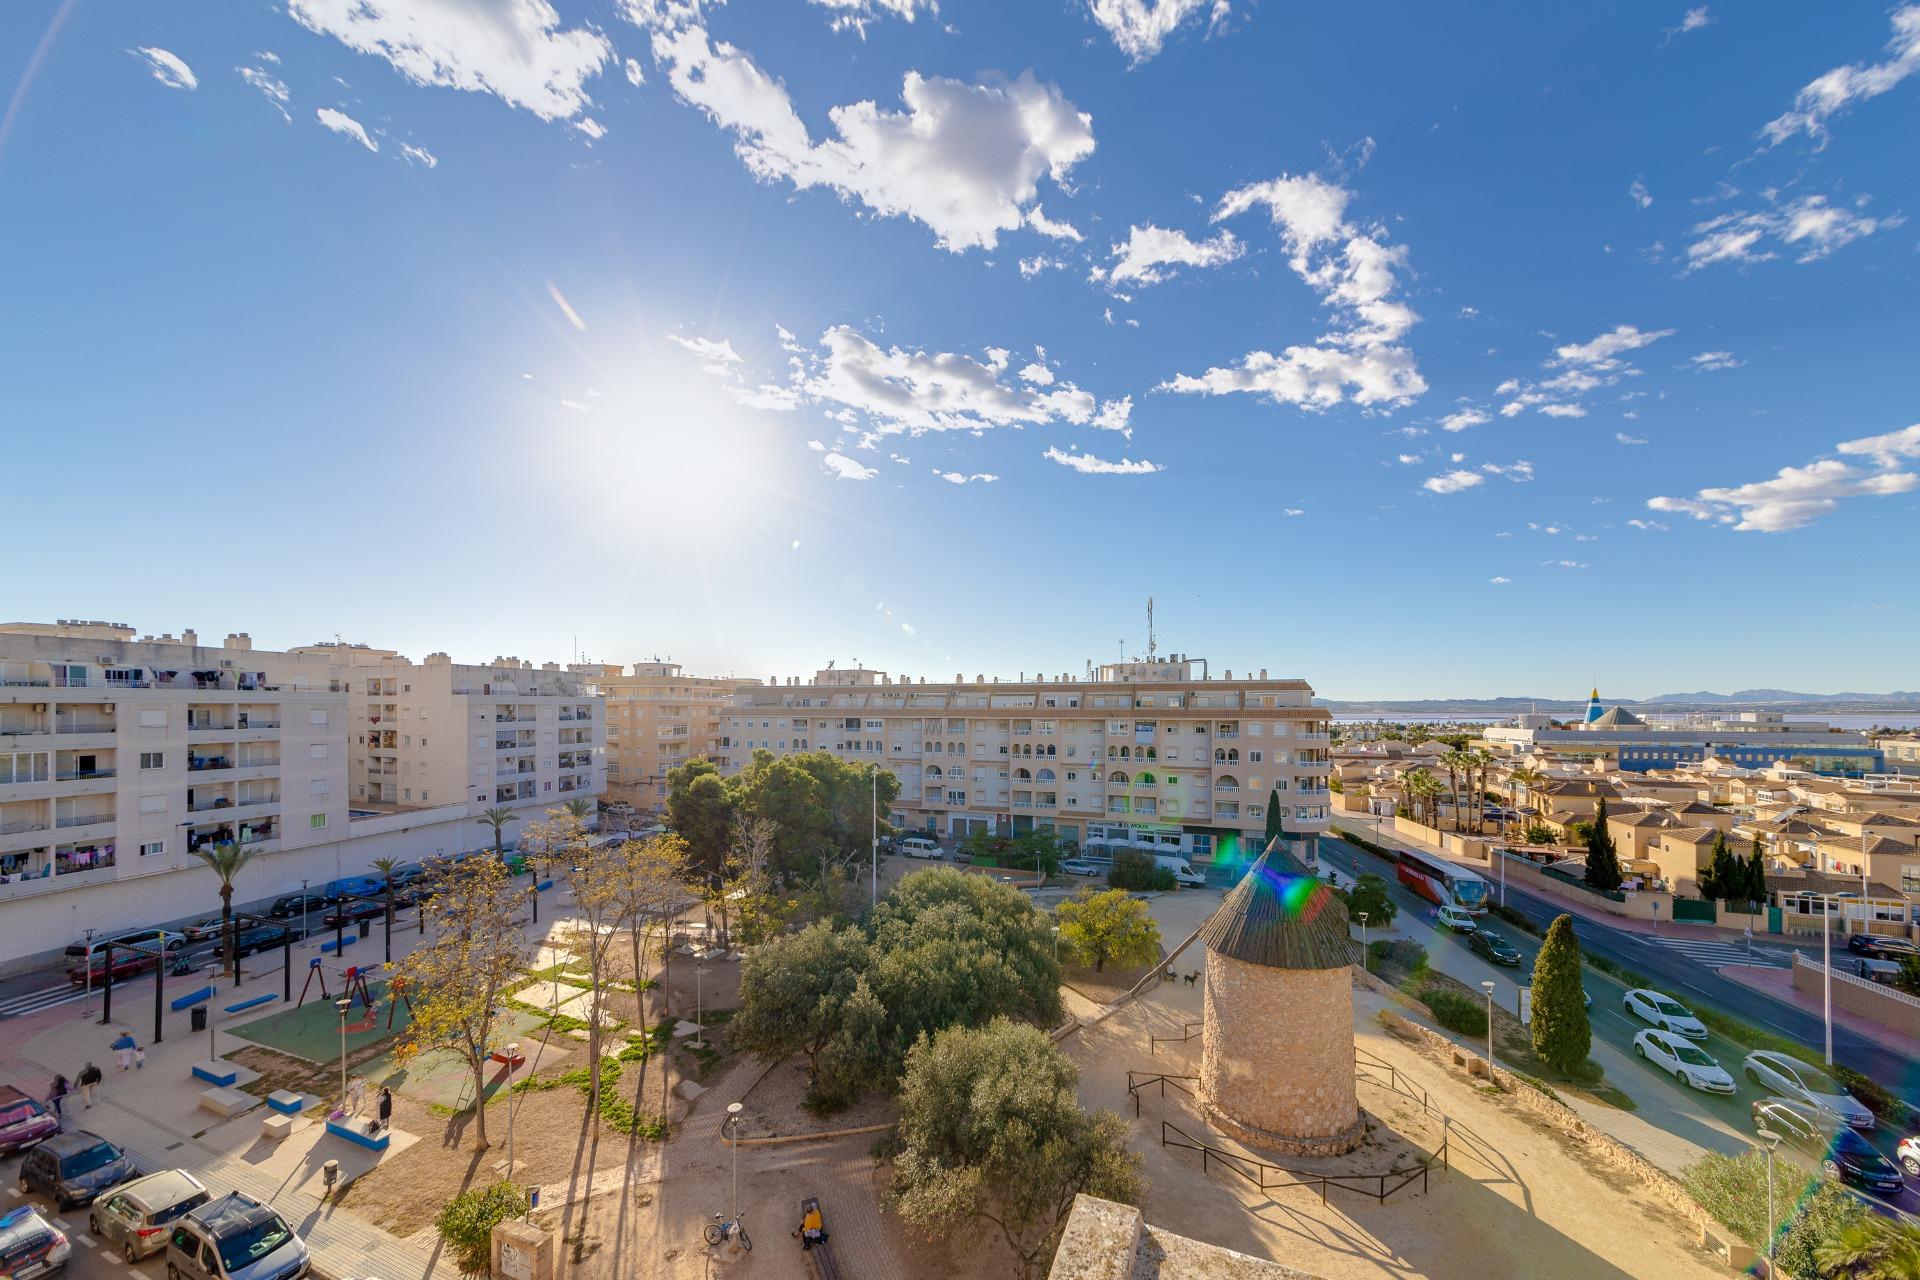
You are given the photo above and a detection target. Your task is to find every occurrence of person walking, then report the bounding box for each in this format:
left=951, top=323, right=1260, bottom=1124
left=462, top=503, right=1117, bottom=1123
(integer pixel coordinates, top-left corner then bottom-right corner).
left=110, top=1032, right=138, bottom=1071
left=376, top=1086, right=392, bottom=1134
left=76, top=1062, right=102, bottom=1108
left=48, top=1074, right=69, bottom=1121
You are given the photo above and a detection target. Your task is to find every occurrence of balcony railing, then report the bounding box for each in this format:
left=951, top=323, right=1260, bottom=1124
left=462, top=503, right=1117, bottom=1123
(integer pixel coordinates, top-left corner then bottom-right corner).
left=57, top=722, right=115, bottom=735
left=0, top=820, right=50, bottom=836
left=55, top=768, right=117, bottom=781
left=188, top=757, right=232, bottom=772
left=0, top=726, right=50, bottom=737
left=56, top=813, right=113, bottom=829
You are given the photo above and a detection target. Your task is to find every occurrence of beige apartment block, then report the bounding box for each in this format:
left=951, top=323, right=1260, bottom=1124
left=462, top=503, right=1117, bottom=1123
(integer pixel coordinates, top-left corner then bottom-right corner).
left=0, top=620, right=604, bottom=971
left=718, top=657, right=1333, bottom=865
left=593, top=662, right=758, bottom=812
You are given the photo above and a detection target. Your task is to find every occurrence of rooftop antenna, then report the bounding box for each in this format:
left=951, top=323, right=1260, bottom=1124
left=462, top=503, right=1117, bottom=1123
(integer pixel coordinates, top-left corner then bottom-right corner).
left=826, top=659, right=836, bottom=671
left=1146, top=596, right=1157, bottom=659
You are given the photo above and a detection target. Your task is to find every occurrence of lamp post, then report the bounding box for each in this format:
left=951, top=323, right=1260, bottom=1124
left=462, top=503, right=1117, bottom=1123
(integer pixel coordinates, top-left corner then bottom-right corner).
left=81, top=927, right=95, bottom=1018
left=725, top=1101, right=744, bottom=1223
left=527, top=883, right=538, bottom=926
left=505, top=1040, right=521, bottom=1178
left=1756, top=1126, right=1781, bottom=1269
left=335, top=997, right=352, bottom=1115
left=689, top=961, right=708, bottom=1051
left=1480, top=980, right=1496, bottom=1083
left=870, top=768, right=879, bottom=907
left=1358, top=912, right=1369, bottom=971
left=1820, top=891, right=1834, bottom=1065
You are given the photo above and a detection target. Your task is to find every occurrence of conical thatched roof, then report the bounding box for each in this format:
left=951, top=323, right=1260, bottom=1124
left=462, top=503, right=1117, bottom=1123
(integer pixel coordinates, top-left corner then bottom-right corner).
left=1197, top=848, right=1357, bottom=971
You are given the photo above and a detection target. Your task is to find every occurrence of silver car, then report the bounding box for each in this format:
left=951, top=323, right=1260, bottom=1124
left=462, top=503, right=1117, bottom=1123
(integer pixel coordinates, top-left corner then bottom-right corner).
left=1742, top=1050, right=1874, bottom=1130
left=165, top=1193, right=307, bottom=1280
left=89, top=1171, right=210, bottom=1263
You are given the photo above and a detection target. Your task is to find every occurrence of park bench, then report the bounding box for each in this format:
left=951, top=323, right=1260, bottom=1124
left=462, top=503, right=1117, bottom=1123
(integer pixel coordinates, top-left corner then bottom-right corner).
left=198, top=1087, right=254, bottom=1119
left=191, top=1060, right=239, bottom=1087
left=796, top=1197, right=843, bottom=1280
left=260, top=1113, right=295, bottom=1142
left=266, top=1090, right=304, bottom=1114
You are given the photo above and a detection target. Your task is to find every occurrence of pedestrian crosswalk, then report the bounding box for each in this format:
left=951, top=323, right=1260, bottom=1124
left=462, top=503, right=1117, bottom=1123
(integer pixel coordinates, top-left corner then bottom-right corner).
left=1634, top=934, right=1793, bottom=970
left=0, top=982, right=88, bottom=1018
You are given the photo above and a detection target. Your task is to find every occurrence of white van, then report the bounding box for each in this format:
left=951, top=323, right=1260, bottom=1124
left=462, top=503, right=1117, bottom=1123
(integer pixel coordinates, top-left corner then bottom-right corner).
left=1152, top=854, right=1207, bottom=888
left=1436, top=905, right=1478, bottom=933
left=897, top=836, right=942, bottom=859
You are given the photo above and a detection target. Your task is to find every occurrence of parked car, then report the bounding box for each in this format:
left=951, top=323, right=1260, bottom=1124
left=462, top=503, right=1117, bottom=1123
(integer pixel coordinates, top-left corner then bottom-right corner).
left=1753, top=1098, right=1904, bottom=1194
left=230, top=924, right=293, bottom=958
left=0, top=1205, right=71, bottom=1280
left=64, top=949, right=158, bottom=989
left=17, top=1132, right=138, bottom=1210
left=88, top=1171, right=211, bottom=1264
left=265, top=893, right=324, bottom=920
left=1468, top=929, right=1522, bottom=966
left=1622, top=989, right=1707, bottom=1039
left=1845, top=934, right=1920, bottom=961
left=321, top=876, right=380, bottom=903
left=182, top=915, right=262, bottom=945
left=0, top=1088, right=59, bottom=1157
left=320, top=900, right=383, bottom=929
left=896, top=837, right=942, bottom=859
left=61, top=929, right=184, bottom=962
left=1896, top=1134, right=1919, bottom=1178
left=1058, top=859, right=1101, bottom=876
left=1743, top=1050, right=1874, bottom=1130
left=166, top=1193, right=309, bottom=1280
left=1634, top=1029, right=1735, bottom=1093
left=1435, top=905, right=1478, bottom=933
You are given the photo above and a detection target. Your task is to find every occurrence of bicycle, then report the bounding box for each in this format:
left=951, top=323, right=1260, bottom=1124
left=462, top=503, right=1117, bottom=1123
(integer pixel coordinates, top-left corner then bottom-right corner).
left=704, top=1211, right=751, bottom=1251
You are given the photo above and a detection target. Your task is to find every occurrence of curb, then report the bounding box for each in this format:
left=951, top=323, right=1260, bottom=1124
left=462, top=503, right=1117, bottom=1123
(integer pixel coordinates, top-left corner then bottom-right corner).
left=719, top=1121, right=895, bottom=1147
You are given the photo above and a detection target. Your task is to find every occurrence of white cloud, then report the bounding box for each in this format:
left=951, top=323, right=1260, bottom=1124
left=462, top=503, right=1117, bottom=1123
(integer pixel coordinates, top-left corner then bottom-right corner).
left=1283, top=508, right=1304, bottom=517
left=1489, top=576, right=1510, bottom=585
left=806, top=439, right=826, bottom=451
left=1685, top=194, right=1900, bottom=271
left=1555, top=323, right=1675, bottom=369
left=1762, top=5, right=1920, bottom=147
left=1105, top=224, right=1243, bottom=287
left=401, top=142, right=438, bottom=167
left=1396, top=454, right=1420, bottom=465
left=1026, top=205, right=1084, bottom=242
left=1087, top=0, right=1231, bottom=65
left=316, top=107, right=379, bottom=151
left=646, top=23, right=1095, bottom=252
left=238, top=63, right=292, bottom=121
left=668, top=333, right=742, bottom=373
left=1043, top=446, right=1164, bottom=475
left=624, top=56, right=646, bottom=85
left=1616, top=432, right=1649, bottom=445
left=1423, top=469, right=1484, bottom=495
left=1482, top=460, right=1535, bottom=481
left=1091, top=397, right=1133, bottom=435
left=811, top=0, right=937, bottom=37
left=1663, top=6, right=1713, bottom=43
left=821, top=452, right=879, bottom=480
left=1018, top=362, right=1055, bottom=386
left=288, top=0, right=612, bottom=121
left=1629, top=179, right=1652, bottom=209
left=1537, top=403, right=1587, bottom=419
left=1018, top=255, right=1067, bottom=278
left=1650, top=423, right=1920, bottom=531
left=1627, top=518, right=1668, bottom=531
left=1440, top=409, right=1488, bottom=433
left=559, top=397, right=592, bottom=413
left=1540, top=560, right=1589, bottom=569
left=934, top=469, right=998, bottom=484
left=572, top=116, right=607, bottom=140
left=1689, top=350, right=1741, bottom=371
left=131, top=47, right=198, bottom=90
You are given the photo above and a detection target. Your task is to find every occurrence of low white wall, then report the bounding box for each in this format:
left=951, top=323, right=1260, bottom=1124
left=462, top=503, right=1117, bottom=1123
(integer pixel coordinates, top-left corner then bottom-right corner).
left=0, top=808, right=502, bottom=975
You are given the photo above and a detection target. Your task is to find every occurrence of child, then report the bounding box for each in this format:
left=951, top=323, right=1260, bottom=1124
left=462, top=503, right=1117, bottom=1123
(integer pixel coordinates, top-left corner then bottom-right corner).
left=49, top=1075, right=69, bottom=1121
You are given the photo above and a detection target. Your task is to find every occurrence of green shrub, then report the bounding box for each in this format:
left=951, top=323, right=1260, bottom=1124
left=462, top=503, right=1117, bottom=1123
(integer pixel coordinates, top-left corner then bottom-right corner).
left=436, top=1181, right=529, bottom=1276
left=1487, top=903, right=1538, bottom=935
left=1418, top=985, right=1488, bottom=1037
left=1346, top=873, right=1396, bottom=926
left=1683, top=1149, right=1868, bottom=1277
left=1107, top=851, right=1175, bottom=892
left=1366, top=939, right=1428, bottom=983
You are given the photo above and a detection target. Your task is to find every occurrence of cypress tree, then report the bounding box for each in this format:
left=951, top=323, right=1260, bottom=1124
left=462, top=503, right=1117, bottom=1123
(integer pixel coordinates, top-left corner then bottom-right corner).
left=1743, top=836, right=1769, bottom=910
left=1531, top=914, right=1591, bottom=1073
left=1264, top=788, right=1283, bottom=849
left=1584, top=797, right=1623, bottom=891
left=1701, top=832, right=1734, bottom=902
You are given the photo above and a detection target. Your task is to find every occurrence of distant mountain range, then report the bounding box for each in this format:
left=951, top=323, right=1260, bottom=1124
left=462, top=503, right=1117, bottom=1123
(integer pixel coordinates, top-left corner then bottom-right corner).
left=1317, top=690, right=1920, bottom=717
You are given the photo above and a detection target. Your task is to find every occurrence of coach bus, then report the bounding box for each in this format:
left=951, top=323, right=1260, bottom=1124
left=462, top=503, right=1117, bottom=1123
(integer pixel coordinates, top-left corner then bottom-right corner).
left=1396, top=848, right=1490, bottom=913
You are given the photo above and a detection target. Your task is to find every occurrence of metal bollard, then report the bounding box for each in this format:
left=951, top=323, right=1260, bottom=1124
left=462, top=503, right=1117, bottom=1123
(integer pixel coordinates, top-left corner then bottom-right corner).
left=322, top=1159, right=340, bottom=1197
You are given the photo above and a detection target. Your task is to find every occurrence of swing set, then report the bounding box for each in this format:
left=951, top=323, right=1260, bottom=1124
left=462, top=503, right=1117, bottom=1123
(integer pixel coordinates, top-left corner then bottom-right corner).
left=297, top=960, right=414, bottom=1031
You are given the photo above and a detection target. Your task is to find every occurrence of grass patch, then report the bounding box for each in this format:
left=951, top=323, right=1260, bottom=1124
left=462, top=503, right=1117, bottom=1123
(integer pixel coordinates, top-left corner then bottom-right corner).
left=505, top=1054, right=670, bottom=1139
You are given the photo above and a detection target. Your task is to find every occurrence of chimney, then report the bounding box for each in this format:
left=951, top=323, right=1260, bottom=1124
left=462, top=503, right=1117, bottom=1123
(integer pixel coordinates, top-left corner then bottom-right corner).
left=225, top=632, right=252, bottom=651
left=182, top=629, right=198, bottom=646
left=1259, top=668, right=1267, bottom=680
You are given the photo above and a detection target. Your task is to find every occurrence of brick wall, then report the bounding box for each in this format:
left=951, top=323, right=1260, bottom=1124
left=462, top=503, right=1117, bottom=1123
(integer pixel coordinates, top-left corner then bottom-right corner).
left=1202, top=950, right=1357, bottom=1143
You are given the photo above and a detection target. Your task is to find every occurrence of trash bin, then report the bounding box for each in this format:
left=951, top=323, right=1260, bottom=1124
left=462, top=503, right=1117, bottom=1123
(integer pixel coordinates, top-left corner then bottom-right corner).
left=191, top=1006, right=208, bottom=1033
left=358, top=918, right=371, bottom=939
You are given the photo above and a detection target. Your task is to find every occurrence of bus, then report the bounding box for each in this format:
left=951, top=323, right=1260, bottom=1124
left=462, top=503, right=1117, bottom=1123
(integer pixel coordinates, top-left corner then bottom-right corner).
left=1396, top=848, right=1490, bottom=913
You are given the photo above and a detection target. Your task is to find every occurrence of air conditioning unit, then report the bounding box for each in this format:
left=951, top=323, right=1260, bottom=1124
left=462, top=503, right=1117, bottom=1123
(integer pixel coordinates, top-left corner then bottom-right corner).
left=33, top=704, right=47, bottom=714
left=103, top=704, right=115, bottom=715
left=220, top=660, right=234, bottom=668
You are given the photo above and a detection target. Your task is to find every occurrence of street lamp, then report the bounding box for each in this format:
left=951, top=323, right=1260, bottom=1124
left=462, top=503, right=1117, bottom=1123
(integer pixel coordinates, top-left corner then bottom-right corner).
left=335, top=997, right=352, bottom=1116
left=1480, top=980, right=1496, bottom=1083
left=1357, top=912, right=1369, bottom=971
left=504, top=1040, right=521, bottom=1178
left=725, top=1102, right=744, bottom=1223
left=689, top=961, right=709, bottom=1051
left=527, top=883, right=538, bottom=926
left=870, top=769, right=879, bottom=908
left=1818, top=890, right=1835, bottom=1064
left=81, top=927, right=95, bottom=1018
left=1755, top=1126, right=1781, bottom=1269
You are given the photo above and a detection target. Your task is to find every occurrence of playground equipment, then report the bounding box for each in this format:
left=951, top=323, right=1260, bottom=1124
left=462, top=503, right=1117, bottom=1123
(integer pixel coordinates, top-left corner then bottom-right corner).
left=295, top=960, right=414, bottom=1033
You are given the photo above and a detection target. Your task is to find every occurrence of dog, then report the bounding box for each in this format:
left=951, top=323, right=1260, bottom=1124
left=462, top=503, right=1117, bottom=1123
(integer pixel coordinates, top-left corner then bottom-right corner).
left=1183, top=971, right=1199, bottom=987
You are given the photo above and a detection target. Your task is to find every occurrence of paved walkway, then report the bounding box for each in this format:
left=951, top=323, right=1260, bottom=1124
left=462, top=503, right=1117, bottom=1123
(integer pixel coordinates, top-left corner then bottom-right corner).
left=1718, top=963, right=1920, bottom=1059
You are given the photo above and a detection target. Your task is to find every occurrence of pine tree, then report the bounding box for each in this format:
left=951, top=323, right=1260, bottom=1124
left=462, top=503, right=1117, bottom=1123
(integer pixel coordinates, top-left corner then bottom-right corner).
left=1584, top=798, right=1624, bottom=891
left=1743, top=836, right=1769, bottom=910
left=1701, top=832, right=1734, bottom=902
left=1531, top=914, right=1591, bottom=1073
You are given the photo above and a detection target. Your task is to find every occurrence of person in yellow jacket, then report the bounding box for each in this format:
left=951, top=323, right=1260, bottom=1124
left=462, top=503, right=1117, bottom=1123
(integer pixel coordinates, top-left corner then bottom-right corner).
left=796, top=1205, right=827, bottom=1250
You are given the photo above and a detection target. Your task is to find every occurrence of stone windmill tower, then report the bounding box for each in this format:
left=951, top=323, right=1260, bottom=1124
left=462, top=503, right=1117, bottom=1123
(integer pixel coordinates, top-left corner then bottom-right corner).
left=1194, top=849, right=1363, bottom=1155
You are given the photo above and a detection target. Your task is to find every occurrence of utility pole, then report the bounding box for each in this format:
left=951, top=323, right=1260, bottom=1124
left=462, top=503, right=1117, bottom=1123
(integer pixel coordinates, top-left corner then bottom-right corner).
left=871, top=767, right=879, bottom=907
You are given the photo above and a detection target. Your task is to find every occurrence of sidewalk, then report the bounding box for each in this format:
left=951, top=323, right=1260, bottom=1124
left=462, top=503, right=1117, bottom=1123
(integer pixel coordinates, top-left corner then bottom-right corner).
left=1718, top=963, right=1920, bottom=1060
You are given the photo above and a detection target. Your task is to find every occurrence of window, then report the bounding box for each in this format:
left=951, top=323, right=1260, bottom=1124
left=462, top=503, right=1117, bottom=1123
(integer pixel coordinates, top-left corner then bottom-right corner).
left=311, top=778, right=330, bottom=797
left=309, top=709, right=329, bottom=726
left=138, top=709, right=166, bottom=728
left=139, top=794, right=166, bottom=814
left=140, top=840, right=164, bottom=858
left=1250, top=750, right=1263, bottom=763
left=309, top=813, right=327, bottom=829
left=140, top=752, right=165, bottom=770
left=309, top=744, right=329, bottom=759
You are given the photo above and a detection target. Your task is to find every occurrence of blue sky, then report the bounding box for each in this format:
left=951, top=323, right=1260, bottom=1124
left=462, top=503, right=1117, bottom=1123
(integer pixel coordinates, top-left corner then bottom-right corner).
left=4, top=1, right=1917, bottom=700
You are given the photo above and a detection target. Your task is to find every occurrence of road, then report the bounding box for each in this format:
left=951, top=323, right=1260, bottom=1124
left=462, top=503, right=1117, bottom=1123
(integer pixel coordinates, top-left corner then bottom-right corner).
left=1324, top=827, right=1920, bottom=1219
left=2, top=1159, right=171, bottom=1280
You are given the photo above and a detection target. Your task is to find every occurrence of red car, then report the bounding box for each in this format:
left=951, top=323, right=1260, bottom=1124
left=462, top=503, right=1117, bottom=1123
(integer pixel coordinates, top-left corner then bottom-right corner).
left=63, top=949, right=157, bottom=988
left=0, top=1087, right=59, bottom=1156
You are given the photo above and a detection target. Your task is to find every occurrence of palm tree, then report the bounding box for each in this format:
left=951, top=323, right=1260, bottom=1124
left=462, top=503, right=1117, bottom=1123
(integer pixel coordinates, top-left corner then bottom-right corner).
left=1510, top=766, right=1548, bottom=835
left=1441, top=750, right=1474, bottom=832
left=1813, top=1217, right=1920, bottom=1280
left=187, top=840, right=260, bottom=979
left=565, top=797, right=595, bottom=822
left=371, top=856, right=401, bottom=963
left=476, top=806, right=519, bottom=867
left=1404, top=768, right=1443, bottom=829
left=1468, top=749, right=1497, bottom=836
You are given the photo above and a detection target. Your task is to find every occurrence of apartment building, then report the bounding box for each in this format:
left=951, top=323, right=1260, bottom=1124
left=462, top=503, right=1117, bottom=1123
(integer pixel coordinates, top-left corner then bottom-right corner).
left=1486, top=704, right=1881, bottom=776
left=594, top=662, right=758, bottom=811
left=0, top=620, right=604, bottom=971
left=717, top=657, right=1333, bottom=865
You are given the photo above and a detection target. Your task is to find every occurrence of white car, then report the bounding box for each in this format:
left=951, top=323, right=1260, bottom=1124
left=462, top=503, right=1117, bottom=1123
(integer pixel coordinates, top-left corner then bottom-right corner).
left=895, top=837, right=942, bottom=859
left=1435, top=905, right=1478, bottom=933
left=1622, top=988, right=1708, bottom=1039
left=1633, top=1029, right=1735, bottom=1094
left=1058, top=859, right=1102, bottom=876
left=1897, top=1135, right=1919, bottom=1178
left=1742, top=1050, right=1875, bottom=1130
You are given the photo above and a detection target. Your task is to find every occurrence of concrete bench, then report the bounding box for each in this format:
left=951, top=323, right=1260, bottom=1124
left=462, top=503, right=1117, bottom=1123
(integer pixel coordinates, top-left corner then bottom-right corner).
left=224, top=993, right=277, bottom=1014
left=171, top=986, right=217, bottom=1012
left=199, top=1087, right=254, bottom=1119
left=191, top=1061, right=239, bottom=1087
left=266, top=1090, right=304, bottom=1115
left=260, top=1113, right=296, bottom=1142
left=324, top=1118, right=390, bottom=1152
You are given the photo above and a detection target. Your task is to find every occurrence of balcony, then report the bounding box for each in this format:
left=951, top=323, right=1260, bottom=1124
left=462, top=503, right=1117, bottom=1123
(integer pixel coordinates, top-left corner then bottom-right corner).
left=0, top=724, right=50, bottom=738
left=188, top=756, right=234, bottom=772
left=0, top=818, right=50, bottom=837
left=55, top=811, right=114, bottom=832
left=56, top=721, right=115, bottom=735
left=54, top=768, right=117, bottom=782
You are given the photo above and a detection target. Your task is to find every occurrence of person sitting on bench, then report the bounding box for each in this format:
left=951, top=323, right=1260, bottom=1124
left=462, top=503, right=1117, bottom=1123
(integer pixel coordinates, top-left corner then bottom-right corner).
left=796, top=1205, right=827, bottom=1250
